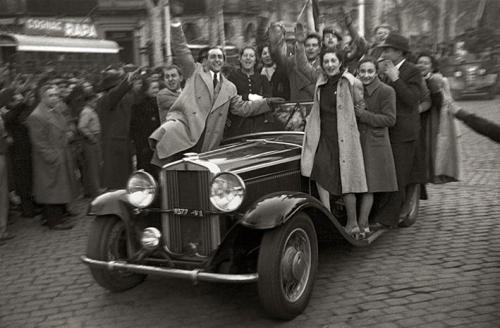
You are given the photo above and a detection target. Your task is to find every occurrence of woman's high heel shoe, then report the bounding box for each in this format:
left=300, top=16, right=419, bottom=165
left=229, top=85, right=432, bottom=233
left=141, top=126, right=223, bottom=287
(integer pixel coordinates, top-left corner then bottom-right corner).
left=358, top=227, right=372, bottom=239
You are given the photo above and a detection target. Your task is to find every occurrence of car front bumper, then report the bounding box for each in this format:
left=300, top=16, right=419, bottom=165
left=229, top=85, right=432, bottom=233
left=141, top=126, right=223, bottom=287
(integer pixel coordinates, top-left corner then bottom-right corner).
left=81, top=256, right=259, bottom=283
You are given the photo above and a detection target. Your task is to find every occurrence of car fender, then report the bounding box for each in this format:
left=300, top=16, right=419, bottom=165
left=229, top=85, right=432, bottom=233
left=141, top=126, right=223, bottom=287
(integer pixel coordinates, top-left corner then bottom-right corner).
left=238, top=191, right=386, bottom=247
left=240, top=191, right=333, bottom=229
left=88, top=190, right=132, bottom=222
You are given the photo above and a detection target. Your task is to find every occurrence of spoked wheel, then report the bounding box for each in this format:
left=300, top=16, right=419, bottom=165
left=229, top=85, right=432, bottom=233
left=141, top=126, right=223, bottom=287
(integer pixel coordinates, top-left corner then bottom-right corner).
left=257, top=212, right=318, bottom=320
left=86, top=215, right=146, bottom=292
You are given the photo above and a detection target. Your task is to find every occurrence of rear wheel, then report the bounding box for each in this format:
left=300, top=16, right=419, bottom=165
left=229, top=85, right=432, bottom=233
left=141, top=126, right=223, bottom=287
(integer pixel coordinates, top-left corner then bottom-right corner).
left=257, top=212, right=318, bottom=320
left=86, top=215, right=146, bottom=292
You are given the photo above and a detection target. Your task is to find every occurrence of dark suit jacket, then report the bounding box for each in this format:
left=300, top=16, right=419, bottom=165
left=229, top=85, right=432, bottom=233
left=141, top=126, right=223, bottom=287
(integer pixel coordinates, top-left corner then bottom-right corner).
left=385, top=60, right=423, bottom=143
left=96, top=77, right=133, bottom=189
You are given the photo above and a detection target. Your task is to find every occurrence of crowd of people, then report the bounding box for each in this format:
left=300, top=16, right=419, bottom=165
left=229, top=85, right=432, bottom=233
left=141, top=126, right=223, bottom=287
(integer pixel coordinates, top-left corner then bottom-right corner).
left=2, top=8, right=499, bottom=245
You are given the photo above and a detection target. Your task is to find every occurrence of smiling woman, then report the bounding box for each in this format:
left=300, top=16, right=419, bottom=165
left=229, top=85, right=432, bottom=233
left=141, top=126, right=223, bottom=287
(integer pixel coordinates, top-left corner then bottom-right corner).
left=225, top=46, right=275, bottom=138
left=355, top=56, right=398, bottom=236
left=301, top=48, right=367, bottom=238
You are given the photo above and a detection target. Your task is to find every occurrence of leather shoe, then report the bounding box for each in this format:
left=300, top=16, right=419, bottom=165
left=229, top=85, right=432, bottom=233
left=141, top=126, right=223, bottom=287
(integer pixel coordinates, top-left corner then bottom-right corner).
left=49, top=222, right=74, bottom=230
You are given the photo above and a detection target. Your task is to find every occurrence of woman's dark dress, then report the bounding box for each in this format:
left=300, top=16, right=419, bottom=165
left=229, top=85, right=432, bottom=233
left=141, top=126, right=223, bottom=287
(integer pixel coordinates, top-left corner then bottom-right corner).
left=310, top=74, right=342, bottom=196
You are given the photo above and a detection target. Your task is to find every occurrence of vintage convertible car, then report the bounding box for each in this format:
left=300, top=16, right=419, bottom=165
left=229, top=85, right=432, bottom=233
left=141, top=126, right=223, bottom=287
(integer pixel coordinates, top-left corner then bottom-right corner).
left=81, top=129, right=418, bottom=319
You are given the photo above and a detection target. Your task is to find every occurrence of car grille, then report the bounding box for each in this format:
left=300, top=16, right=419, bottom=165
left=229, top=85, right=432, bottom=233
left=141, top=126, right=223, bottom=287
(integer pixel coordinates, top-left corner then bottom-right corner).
left=160, top=169, right=220, bottom=258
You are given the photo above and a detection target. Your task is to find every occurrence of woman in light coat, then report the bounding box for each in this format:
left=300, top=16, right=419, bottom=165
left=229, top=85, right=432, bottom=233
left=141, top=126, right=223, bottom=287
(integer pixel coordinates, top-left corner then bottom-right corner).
left=301, top=49, right=367, bottom=237
left=416, top=52, right=460, bottom=184
left=355, top=57, right=398, bottom=237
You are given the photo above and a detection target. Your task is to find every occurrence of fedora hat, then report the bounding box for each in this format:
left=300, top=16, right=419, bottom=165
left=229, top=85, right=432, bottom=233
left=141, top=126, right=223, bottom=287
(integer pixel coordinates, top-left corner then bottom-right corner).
left=377, top=33, right=410, bottom=53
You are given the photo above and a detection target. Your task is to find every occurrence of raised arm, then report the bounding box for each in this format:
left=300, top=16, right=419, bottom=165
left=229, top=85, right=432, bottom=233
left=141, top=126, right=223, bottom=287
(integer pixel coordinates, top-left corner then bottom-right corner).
left=294, top=23, right=321, bottom=83
left=101, top=77, right=132, bottom=110
left=342, top=7, right=368, bottom=62
left=170, top=21, right=196, bottom=79
left=268, top=22, right=291, bottom=72
left=452, top=107, right=500, bottom=143
left=229, top=95, right=270, bottom=118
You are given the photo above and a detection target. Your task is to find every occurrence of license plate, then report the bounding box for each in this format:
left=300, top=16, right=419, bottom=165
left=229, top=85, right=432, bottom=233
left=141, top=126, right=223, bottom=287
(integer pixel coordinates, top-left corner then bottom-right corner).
left=170, top=208, right=205, bottom=217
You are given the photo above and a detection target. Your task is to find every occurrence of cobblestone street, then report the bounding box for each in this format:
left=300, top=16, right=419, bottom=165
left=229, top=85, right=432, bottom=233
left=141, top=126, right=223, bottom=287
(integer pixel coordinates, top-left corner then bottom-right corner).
left=1, top=99, right=499, bottom=328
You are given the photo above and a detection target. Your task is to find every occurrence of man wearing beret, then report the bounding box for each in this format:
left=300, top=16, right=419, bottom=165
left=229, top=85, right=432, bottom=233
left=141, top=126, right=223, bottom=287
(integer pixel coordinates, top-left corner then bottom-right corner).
left=373, top=33, right=423, bottom=229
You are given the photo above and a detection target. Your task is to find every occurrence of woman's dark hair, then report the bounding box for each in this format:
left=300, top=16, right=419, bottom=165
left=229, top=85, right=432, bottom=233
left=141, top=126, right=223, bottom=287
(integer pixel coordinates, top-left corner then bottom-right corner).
left=240, top=45, right=257, bottom=57
left=358, top=56, right=379, bottom=71
left=320, top=48, right=346, bottom=68
left=416, top=51, right=440, bottom=73
left=239, top=46, right=258, bottom=69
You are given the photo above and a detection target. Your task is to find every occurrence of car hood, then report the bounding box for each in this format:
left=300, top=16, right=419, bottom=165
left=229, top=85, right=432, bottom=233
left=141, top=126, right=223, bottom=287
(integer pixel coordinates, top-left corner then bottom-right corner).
left=198, top=133, right=303, bottom=173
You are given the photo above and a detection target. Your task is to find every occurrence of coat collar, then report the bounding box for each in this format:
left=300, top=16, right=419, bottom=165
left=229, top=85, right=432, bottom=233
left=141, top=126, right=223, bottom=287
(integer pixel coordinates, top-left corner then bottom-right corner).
left=201, top=66, right=216, bottom=99
left=364, top=77, right=382, bottom=96
left=316, top=70, right=355, bottom=88
left=212, top=75, right=232, bottom=110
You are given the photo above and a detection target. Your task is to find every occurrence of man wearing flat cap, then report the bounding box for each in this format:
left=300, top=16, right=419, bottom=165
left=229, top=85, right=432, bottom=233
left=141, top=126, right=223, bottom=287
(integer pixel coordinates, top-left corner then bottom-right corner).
left=372, top=33, right=423, bottom=229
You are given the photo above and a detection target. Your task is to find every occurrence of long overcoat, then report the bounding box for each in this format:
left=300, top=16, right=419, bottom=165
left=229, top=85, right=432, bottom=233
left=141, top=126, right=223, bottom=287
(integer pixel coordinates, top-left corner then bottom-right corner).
left=96, top=78, right=133, bottom=189
left=26, top=102, right=77, bottom=204
left=301, top=71, right=367, bottom=194
left=150, top=24, right=270, bottom=164
left=357, top=77, right=398, bottom=192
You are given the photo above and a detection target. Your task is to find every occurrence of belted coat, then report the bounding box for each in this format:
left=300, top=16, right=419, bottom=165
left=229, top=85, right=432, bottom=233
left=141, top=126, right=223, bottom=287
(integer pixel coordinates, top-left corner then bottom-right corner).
left=301, top=71, right=367, bottom=194
left=150, top=24, right=270, bottom=165
left=26, top=102, right=77, bottom=204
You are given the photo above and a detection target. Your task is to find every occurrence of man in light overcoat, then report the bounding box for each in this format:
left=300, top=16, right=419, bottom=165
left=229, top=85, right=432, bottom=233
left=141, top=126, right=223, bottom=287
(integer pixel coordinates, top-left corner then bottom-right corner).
left=26, top=84, right=78, bottom=230
left=150, top=20, right=283, bottom=165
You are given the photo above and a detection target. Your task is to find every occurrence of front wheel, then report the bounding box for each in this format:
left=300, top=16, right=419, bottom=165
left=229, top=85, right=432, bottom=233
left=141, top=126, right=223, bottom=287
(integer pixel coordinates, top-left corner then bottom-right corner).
left=86, top=215, right=146, bottom=292
left=257, top=212, right=318, bottom=320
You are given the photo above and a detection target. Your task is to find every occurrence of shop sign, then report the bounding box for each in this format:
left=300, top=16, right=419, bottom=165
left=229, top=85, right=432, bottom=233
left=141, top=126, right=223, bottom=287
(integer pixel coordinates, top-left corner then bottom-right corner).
left=24, top=18, right=98, bottom=39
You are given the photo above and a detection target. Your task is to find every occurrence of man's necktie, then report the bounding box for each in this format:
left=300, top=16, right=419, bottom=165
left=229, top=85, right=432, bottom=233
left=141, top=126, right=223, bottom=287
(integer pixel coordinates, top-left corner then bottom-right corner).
left=213, top=73, right=218, bottom=89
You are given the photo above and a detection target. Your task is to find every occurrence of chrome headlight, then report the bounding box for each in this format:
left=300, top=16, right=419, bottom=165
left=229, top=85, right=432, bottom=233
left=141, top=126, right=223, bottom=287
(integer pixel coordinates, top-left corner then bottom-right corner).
left=141, top=227, right=162, bottom=250
left=209, top=172, right=246, bottom=212
left=126, top=170, right=157, bottom=208
left=454, top=71, right=462, bottom=77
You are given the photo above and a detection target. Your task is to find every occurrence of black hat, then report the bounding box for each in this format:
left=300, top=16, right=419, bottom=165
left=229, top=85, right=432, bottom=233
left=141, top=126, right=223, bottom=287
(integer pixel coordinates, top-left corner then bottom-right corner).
left=377, top=33, right=410, bottom=53
left=97, top=70, right=123, bottom=92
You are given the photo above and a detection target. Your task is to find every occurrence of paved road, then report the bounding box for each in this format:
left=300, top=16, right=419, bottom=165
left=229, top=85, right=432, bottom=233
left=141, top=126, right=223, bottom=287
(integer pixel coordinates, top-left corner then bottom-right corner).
left=1, top=99, right=500, bottom=328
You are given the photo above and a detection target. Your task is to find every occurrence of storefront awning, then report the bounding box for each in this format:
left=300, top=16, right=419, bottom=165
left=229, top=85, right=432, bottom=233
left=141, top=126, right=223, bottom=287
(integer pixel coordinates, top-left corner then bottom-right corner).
left=0, top=33, right=119, bottom=54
